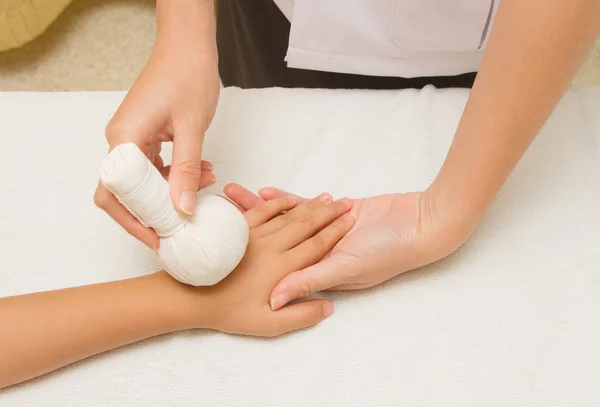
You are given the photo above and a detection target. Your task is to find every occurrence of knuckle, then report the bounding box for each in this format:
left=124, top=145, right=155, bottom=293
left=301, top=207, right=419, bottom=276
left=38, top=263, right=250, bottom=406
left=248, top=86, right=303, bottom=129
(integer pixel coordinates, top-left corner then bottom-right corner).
left=332, top=219, right=349, bottom=234
left=175, top=159, right=203, bottom=178
left=276, top=197, right=292, bottom=210
left=298, top=213, right=317, bottom=228
left=104, top=119, right=125, bottom=143
left=301, top=308, right=320, bottom=327
left=310, top=234, right=326, bottom=251
left=300, top=278, right=318, bottom=297
left=93, top=189, right=109, bottom=210
left=279, top=211, right=294, bottom=223
left=266, top=198, right=284, bottom=212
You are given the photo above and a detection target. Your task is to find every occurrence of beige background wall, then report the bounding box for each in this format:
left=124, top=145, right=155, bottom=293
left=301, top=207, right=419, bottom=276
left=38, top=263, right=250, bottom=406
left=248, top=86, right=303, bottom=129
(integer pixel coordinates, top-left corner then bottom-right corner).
left=0, top=0, right=599, bottom=91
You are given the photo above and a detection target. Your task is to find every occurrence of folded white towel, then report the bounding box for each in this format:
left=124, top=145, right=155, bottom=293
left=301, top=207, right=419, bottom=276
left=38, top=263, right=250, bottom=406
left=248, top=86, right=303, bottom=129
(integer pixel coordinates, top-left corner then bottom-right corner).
left=1, top=86, right=599, bottom=406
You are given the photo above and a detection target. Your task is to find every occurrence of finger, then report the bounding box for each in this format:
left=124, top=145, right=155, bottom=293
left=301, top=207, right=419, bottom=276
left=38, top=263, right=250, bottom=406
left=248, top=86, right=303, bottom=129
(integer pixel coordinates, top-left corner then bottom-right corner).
left=285, top=212, right=354, bottom=270
left=244, top=196, right=297, bottom=229
left=166, top=159, right=213, bottom=173
left=160, top=165, right=171, bottom=180
left=269, top=300, right=334, bottom=336
left=275, top=198, right=353, bottom=250
left=170, top=121, right=205, bottom=215
left=164, top=165, right=214, bottom=185
left=154, top=154, right=165, bottom=172
left=223, top=183, right=264, bottom=210
left=270, top=256, right=348, bottom=311
left=93, top=182, right=159, bottom=249
left=327, top=282, right=365, bottom=291
left=255, top=193, right=333, bottom=237
left=259, top=187, right=310, bottom=204
left=198, top=170, right=216, bottom=189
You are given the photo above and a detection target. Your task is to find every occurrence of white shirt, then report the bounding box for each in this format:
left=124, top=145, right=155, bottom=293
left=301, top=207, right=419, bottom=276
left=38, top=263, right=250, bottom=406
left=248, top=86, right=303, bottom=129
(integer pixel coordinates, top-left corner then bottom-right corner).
left=272, top=0, right=500, bottom=78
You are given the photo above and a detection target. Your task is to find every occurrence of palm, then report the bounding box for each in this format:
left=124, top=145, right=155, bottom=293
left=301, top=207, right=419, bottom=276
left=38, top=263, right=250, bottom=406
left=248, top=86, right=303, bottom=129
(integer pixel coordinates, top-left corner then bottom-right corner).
left=224, top=184, right=448, bottom=301
left=325, top=193, right=424, bottom=290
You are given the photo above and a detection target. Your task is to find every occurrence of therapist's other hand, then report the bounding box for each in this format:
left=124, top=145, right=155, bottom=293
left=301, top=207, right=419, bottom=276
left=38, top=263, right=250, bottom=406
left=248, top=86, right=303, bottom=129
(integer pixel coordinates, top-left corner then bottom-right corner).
left=224, top=185, right=472, bottom=310
left=195, top=194, right=354, bottom=337
left=94, top=31, right=220, bottom=249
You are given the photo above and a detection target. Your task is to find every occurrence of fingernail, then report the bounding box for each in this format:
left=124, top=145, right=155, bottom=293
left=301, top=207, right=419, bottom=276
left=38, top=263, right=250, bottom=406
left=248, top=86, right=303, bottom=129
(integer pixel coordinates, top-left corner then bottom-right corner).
left=319, top=193, right=332, bottom=203
left=323, top=302, right=334, bottom=319
left=179, top=191, right=196, bottom=215
left=287, top=195, right=297, bottom=204
left=270, top=294, right=289, bottom=311
left=206, top=163, right=214, bottom=170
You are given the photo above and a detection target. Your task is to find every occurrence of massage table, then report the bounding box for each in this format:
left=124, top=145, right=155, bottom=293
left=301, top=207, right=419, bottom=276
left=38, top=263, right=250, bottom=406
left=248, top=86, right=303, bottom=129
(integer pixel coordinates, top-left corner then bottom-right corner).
left=1, top=86, right=599, bottom=406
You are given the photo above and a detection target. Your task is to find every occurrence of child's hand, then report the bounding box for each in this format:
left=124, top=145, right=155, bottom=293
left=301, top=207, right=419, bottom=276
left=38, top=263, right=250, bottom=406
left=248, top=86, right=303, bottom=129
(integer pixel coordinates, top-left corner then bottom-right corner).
left=189, top=194, right=354, bottom=337
left=0, top=195, right=353, bottom=387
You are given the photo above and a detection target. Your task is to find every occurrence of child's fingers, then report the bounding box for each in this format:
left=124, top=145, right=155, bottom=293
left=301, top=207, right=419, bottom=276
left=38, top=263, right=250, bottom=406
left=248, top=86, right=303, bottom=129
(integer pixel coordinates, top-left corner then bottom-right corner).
left=284, top=212, right=354, bottom=270
left=275, top=198, right=353, bottom=250
left=224, top=183, right=264, bottom=211
left=244, top=196, right=297, bottom=229
left=254, top=193, right=333, bottom=237
left=268, top=300, right=334, bottom=337
left=258, top=187, right=310, bottom=205
left=198, top=170, right=216, bottom=190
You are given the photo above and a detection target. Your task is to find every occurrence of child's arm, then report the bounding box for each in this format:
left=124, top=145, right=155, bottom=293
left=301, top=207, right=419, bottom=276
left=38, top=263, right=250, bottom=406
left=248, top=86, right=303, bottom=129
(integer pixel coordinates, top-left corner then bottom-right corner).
left=0, top=195, right=353, bottom=389
left=0, top=272, right=199, bottom=388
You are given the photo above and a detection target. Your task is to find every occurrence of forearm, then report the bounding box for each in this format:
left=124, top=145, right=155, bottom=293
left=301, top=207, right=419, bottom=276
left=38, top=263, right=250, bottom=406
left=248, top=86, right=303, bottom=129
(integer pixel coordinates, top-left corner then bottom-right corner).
left=0, top=272, right=203, bottom=389
left=431, top=0, right=600, bottom=234
left=155, top=0, right=217, bottom=60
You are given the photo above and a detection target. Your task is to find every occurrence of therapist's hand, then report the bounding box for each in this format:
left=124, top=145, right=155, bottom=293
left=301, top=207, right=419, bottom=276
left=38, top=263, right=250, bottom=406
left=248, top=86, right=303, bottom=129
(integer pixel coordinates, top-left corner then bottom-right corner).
left=93, top=29, right=220, bottom=249
left=224, top=184, right=474, bottom=310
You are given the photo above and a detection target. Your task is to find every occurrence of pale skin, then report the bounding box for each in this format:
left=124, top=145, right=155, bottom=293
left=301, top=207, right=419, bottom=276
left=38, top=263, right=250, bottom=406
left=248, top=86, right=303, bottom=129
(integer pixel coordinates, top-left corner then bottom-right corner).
left=0, top=195, right=354, bottom=389
left=95, top=1, right=600, bottom=307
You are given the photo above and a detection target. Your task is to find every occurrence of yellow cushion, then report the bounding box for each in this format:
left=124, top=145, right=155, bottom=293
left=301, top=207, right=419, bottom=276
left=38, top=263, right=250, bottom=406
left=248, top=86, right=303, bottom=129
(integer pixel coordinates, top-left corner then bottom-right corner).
left=0, top=0, right=72, bottom=51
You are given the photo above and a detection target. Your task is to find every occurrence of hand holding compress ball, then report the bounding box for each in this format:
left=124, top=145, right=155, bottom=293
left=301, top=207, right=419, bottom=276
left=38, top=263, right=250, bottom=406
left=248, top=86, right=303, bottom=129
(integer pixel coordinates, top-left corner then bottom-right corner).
left=93, top=1, right=220, bottom=249
left=100, top=143, right=249, bottom=286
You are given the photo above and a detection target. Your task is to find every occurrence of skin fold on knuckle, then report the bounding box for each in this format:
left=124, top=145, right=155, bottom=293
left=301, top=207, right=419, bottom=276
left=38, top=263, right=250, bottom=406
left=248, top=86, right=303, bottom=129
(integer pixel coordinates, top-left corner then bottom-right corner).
left=298, top=213, right=318, bottom=230
left=332, top=200, right=351, bottom=214
left=302, top=307, right=321, bottom=327
left=332, top=219, right=352, bottom=237
left=278, top=211, right=294, bottom=224
left=310, top=234, right=327, bottom=252
left=104, top=118, right=131, bottom=145
left=300, top=278, right=318, bottom=298
left=93, top=189, right=110, bottom=210
left=267, top=198, right=289, bottom=215
left=175, top=159, right=203, bottom=179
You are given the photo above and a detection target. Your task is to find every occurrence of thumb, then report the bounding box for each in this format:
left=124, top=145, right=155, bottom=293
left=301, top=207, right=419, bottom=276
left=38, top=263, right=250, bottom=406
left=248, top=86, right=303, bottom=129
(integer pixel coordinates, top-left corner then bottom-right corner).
left=270, top=256, right=346, bottom=311
left=170, top=121, right=205, bottom=215
left=271, top=300, right=334, bottom=336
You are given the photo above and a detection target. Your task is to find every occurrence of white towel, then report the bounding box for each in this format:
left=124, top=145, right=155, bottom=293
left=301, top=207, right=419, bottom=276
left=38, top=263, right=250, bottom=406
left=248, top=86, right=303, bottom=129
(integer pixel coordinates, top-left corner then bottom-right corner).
left=1, top=86, right=600, bottom=406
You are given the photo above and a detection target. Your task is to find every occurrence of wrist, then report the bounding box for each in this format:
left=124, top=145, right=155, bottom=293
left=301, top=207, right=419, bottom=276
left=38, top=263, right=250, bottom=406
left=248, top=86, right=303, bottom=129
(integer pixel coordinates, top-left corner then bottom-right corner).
left=155, top=272, right=218, bottom=331
left=155, top=0, right=216, bottom=57
left=426, top=142, right=507, bottom=241
left=422, top=179, right=486, bottom=249
left=146, top=272, right=208, bottom=332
